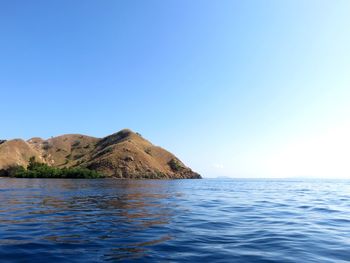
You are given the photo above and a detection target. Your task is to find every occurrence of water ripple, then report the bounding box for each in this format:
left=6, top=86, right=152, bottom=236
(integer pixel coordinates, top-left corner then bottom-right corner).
left=0, top=178, right=350, bottom=262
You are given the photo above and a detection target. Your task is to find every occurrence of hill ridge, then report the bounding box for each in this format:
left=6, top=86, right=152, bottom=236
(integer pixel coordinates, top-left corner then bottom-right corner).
left=0, top=129, right=201, bottom=179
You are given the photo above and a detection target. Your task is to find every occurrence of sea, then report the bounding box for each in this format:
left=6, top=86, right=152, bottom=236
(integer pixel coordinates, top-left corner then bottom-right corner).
left=0, top=178, right=349, bottom=262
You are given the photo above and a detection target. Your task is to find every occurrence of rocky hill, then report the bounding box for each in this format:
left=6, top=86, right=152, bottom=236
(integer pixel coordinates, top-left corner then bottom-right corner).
left=0, top=129, right=201, bottom=179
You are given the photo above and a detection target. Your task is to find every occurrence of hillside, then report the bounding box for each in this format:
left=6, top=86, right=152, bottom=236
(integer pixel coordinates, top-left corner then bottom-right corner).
left=0, top=129, right=201, bottom=179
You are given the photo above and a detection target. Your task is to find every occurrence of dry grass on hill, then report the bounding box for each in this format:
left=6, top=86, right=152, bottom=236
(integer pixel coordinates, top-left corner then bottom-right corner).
left=0, top=129, right=200, bottom=179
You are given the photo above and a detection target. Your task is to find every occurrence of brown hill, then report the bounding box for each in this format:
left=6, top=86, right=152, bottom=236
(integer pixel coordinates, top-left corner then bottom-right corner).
left=0, top=129, right=201, bottom=179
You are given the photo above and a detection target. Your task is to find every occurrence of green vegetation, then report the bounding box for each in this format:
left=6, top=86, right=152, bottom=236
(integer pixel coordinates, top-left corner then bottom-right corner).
left=1, top=157, right=104, bottom=179
left=0, top=165, right=26, bottom=177
left=42, top=142, right=51, bottom=150
left=73, top=154, right=84, bottom=160
left=72, top=140, right=80, bottom=147
left=168, top=158, right=184, bottom=172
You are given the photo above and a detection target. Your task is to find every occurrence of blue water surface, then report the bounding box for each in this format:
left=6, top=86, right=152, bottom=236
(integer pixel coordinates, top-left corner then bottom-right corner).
left=0, top=178, right=349, bottom=262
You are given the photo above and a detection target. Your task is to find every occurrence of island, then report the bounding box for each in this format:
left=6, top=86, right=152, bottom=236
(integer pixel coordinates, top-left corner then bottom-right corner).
left=0, top=129, right=201, bottom=179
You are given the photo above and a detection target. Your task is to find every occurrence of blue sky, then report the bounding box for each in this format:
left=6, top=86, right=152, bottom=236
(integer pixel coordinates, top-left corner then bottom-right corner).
left=1, top=1, right=350, bottom=178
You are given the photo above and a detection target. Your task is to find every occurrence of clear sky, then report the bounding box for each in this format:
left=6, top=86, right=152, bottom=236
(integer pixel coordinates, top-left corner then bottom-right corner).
left=1, top=0, right=350, bottom=178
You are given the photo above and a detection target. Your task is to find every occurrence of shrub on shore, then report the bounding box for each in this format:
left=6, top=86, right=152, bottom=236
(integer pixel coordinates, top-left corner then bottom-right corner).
left=168, top=158, right=184, bottom=172
left=1, top=157, right=104, bottom=179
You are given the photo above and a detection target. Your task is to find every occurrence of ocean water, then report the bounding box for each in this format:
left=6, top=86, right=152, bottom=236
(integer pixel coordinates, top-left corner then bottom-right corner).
left=0, top=178, right=349, bottom=263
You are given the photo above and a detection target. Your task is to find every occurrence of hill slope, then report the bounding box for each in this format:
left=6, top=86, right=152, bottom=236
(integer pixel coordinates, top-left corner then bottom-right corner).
left=0, top=129, right=200, bottom=179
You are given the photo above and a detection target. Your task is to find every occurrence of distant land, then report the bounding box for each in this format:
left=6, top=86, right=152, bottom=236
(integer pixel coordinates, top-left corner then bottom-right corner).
left=0, top=129, right=200, bottom=179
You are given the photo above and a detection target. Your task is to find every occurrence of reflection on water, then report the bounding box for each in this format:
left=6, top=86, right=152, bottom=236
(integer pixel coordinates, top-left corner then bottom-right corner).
left=0, top=178, right=350, bottom=262
left=0, top=179, right=179, bottom=262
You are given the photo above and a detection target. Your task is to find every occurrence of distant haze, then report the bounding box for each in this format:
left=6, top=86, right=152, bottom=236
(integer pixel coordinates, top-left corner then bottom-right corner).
left=1, top=1, right=350, bottom=178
